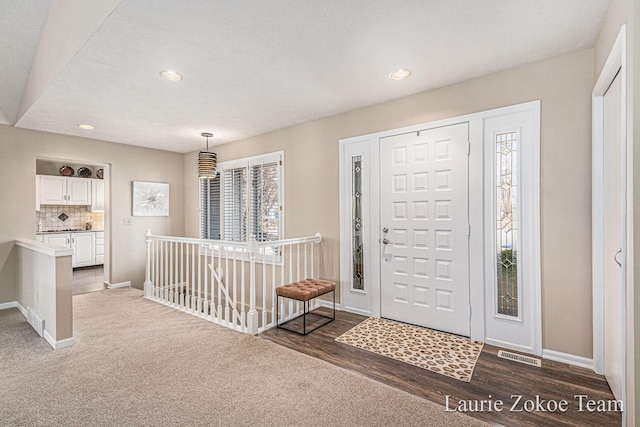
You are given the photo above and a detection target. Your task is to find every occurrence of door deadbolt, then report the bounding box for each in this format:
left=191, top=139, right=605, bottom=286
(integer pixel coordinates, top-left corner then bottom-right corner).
left=382, top=227, right=389, bottom=233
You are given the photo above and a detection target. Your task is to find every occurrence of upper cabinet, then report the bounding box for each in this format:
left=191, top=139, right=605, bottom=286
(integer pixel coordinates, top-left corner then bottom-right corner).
left=67, top=177, right=92, bottom=204
left=90, top=179, right=105, bottom=211
left=38, top=175, right=92, bottom=206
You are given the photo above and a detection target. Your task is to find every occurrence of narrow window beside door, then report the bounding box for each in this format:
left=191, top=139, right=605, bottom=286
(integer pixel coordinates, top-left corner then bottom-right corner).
left=352, top=155, right=364, bottom=290
left=496, top=131, right=519, bottom=317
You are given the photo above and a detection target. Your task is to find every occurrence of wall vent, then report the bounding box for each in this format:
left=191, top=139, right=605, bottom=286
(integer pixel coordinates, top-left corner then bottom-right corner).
left=26, top=307, right=45, bottom=337
left=497, top=349, right=541, bottom=367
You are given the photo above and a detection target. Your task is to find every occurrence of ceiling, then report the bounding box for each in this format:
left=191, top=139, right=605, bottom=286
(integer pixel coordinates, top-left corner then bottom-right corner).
left=1, top=0, right=610, bottom=153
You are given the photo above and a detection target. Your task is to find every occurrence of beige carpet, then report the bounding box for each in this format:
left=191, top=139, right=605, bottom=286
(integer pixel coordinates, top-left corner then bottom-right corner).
left=335, top=317, right=484, bottom=382
left=0, top=288, right=489, bottom=426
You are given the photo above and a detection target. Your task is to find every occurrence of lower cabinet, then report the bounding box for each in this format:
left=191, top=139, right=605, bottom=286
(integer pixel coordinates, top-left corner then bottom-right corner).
left=43, top=233, right=70, bottom=249
left=72, top=232, right=95, bottom=267
left=42, top=232, right=98, bottom=267
left=95, top=231, right=104, bottom=265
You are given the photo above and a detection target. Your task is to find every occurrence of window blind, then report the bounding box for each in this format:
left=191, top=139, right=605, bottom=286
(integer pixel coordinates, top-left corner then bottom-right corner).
left=200, top=152, right=283, bottom=244
left=249, top=161, right=280, bottom=242
left=223, top=167, right=247, bottom=241
left=200, top=172, right=220, bottom=239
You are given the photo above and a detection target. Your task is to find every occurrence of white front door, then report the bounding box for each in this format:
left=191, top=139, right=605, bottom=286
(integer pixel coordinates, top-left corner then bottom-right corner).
left=603, top=69, right=624, bottom=402
left=379, top=123, right=470, bottom=336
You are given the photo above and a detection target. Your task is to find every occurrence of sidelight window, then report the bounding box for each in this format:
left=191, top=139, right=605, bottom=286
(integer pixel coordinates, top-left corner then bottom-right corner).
left=352, top=155, right=364, bottom=290
left=496, top=131, right=519, bottom=317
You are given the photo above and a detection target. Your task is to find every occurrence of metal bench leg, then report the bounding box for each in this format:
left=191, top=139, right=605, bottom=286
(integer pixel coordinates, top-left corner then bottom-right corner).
left=333, top=290, right=336, bottom=320
left=303, top=300, right=307, bottom=335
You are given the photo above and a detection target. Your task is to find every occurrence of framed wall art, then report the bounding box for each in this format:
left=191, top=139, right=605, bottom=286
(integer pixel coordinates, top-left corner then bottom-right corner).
left=132, top=181, right=169, bottom=216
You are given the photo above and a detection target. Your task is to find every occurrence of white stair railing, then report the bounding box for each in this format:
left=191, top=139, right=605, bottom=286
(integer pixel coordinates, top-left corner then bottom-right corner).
left=143, top=231, right=323, bottom=334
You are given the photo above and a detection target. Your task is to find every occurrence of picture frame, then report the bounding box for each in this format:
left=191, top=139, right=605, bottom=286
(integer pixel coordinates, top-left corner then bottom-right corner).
left=132, top=181, right=169, bottom=217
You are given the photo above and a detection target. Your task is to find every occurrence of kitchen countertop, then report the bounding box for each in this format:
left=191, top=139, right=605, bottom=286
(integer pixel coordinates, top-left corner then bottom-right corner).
left=37, top=229, right=104, bottom=235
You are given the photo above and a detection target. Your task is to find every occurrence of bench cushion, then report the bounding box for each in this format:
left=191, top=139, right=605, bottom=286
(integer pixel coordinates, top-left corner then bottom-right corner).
left=275, top=279, right=336, bottom=302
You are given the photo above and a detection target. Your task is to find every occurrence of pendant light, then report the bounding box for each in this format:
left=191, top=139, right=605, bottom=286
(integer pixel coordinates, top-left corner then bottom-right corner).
left=198, top=132, right=217, bottom=179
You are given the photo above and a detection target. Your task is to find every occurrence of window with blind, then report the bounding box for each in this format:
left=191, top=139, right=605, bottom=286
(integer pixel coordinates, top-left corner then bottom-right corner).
left=200, top=172, right=221, bottom=239
left=223, top=167, right=247, bottom=241
left=200, top=152, right=283, bottom=243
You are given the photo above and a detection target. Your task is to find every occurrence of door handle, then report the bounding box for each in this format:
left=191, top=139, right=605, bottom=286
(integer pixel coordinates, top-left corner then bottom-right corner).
left=382, top=238, right=392, bottom=245
left=614, top=249, right=622, bottom=267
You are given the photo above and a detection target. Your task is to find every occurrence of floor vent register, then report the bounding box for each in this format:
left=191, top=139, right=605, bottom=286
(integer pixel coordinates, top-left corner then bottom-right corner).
left=497, top=349, right=541, bottom=367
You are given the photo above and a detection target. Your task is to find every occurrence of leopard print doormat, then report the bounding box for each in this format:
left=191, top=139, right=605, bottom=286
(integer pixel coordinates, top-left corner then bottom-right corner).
left=335, top=317, right=484, bottom=382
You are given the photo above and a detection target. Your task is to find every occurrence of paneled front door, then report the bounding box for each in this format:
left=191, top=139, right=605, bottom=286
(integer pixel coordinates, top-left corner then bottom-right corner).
left=379, top=123, right=470, bottom=336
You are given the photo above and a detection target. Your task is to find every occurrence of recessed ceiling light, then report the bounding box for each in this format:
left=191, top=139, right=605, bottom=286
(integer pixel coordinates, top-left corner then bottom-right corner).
left=389, top=69, right=412, bottom=80
left=78, top=124, right=94, bottom=130
left=160, top=70, right=183, bottom=81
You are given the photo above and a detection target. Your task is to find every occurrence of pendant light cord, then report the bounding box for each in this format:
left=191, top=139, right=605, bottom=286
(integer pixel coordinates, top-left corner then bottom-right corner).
left=201, top=132, right=214, bottom=152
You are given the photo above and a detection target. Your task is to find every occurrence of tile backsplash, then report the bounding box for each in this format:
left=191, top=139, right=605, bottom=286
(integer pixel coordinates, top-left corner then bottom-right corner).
left=37, top=206, right=104, bottom=231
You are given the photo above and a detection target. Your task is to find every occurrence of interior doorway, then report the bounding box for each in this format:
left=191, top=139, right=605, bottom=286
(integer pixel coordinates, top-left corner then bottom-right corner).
left=36, top=158, right=111, bottom=294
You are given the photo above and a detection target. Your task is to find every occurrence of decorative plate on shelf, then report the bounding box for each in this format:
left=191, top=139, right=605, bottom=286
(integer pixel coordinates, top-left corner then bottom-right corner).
left=59, top=166, right=74, bottom=176
left=96, top=168, right=104, bottom=179
left=77, top=167, right=92, bottom=178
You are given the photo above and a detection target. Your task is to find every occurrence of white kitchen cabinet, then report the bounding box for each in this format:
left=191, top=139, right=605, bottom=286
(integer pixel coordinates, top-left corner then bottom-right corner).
left=90, top=179, right=105, bottom=211
left=95, top=231, right=104, bottom=265
left=43, top=233, right=70, bottom=248
left=67, top=178, right=92, bottom=204
left=41, top=232, right=95, bottom=267
left=38, top=175, right=91, bottom=205
left=72, top=232, right=95, bottom=267
left=39, top=176, right=66, bottom=204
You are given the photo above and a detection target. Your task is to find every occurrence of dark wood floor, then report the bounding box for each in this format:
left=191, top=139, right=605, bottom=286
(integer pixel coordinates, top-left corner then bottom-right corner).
left=261, top=309, right=621, bottom=427
left=72, top=265, right=106, bottom=295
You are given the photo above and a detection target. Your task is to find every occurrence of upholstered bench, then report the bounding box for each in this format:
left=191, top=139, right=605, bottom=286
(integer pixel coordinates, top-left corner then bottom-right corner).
left=275, top=278, right=336, bottom=335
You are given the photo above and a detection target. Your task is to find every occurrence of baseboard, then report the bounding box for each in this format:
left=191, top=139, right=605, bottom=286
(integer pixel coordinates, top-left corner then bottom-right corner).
left=342, top=306, right=372, bottom=317
left=16, top=301, right=27, bottom=317
left=317, top=299, right=342, bottom=311
left=542, top=349, right=593, bottom=370
left=0, top=300, right=27, bottom=317
left=0, top=301, right=18, bottom=310
left=43, top=330, right=75, bottom=350
left=5, top=302, right=73, bottom=350
left=107, top=281, right=131, bottom=289
left=485, top=337, right=535, bottom=355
